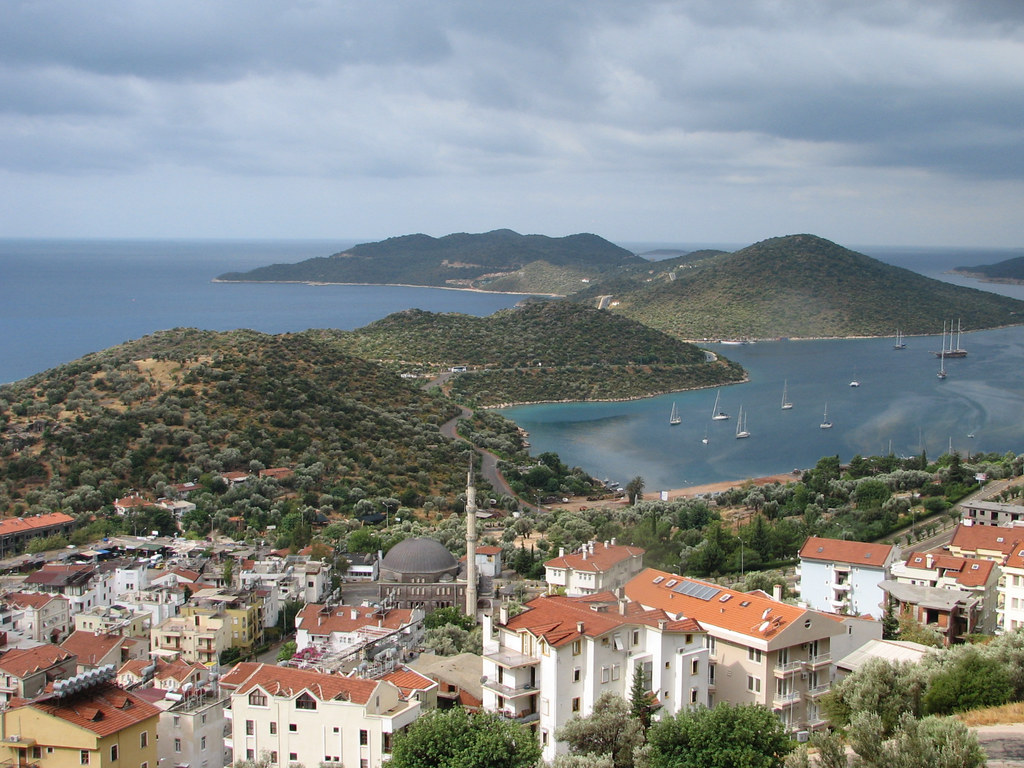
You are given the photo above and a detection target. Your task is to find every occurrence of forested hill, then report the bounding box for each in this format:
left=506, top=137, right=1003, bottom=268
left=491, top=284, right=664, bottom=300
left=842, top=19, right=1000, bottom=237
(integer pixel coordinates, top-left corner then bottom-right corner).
left=950, top=255, right=1024, bottom=284
left=216, top=229, right=642, bottom=295
left=330, top=302, right=745, bottom=406
left=595, top=234, right=1024, bottom=339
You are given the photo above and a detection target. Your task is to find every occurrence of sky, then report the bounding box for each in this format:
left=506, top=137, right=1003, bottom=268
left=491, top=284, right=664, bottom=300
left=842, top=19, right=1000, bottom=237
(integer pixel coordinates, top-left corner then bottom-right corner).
left=2, top=1, right=1023, bottom=248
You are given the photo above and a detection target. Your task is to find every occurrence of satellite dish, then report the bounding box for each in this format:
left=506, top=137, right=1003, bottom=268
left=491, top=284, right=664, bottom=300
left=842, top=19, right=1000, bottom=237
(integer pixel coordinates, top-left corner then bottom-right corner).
left=761, top=609, right=771, bottom=620
left=758, top=621, right=771, bottom=633
left=480, top=676, right=488, bottom=684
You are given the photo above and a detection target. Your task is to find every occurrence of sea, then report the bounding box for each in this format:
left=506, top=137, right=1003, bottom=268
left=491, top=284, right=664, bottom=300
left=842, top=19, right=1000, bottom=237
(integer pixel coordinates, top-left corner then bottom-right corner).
left=3, top=238, right=1024, bottom=490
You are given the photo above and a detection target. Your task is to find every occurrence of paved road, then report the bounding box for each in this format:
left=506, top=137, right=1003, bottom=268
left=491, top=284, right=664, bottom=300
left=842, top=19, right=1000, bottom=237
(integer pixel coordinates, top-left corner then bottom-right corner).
left=975, top=723, right=1024, bottom=767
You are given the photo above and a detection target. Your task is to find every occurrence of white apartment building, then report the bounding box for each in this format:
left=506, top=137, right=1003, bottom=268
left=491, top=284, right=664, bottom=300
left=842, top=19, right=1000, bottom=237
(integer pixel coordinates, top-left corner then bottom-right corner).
left=221, top=662, right=421, bottom=768
left=545, top=541, right=645, bottom=596
left=625, top=569, right=844, bottom=734
left=294, top=604, right=423, bottom=659
left=0, top=592, right=71, bottom=645
left=482, top=591, right=708, bottom=763
left=798, top=537, right=896, bottom=618
left=156, top=689, right=229, bottom=768
left=999, top=545, right=1024, bottom=632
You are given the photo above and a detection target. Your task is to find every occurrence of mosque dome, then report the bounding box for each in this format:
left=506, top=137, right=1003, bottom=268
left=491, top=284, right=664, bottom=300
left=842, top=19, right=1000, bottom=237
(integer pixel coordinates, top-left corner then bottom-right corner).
left=379, top=537, right=458, bottom=583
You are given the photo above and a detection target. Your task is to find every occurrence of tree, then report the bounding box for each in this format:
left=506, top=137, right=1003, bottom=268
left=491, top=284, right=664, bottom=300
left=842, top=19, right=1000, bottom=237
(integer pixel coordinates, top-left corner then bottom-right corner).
left=222, top=557, right=234, bottom=586
left=425, top=605, right=476, bottom=631
left=552, top=756, right=614, bottom=768
left=424, top=624, right=482, bottom=656
left=277, top=640, right=296, bottom=661
left=629, top=663, right=659, bottom=732
left=847, top=711, right=985, bottom=768
left=626, top=476, right=646, bottom=505
left=921, top=646, right=1012, bottom=714
left=640, top=703, right=791, bottom=768
left=556, top=692, right=645, bottom=768
left=821, top=657, right=926, bottom=735
left=389, top=707, right=540, bottom=768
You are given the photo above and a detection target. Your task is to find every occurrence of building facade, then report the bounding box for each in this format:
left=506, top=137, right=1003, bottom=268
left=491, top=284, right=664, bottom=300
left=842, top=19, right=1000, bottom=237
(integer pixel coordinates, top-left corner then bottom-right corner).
left=798, top=537, right=895, bottom=618
left=544, top=541, right=645, bottom=597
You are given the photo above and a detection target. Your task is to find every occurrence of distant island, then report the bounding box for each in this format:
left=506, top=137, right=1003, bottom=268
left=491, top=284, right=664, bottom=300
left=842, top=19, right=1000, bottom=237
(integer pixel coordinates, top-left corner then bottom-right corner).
left=216, top=229, right=641, bottom=296
left=217, top=230, right=1024, bottom=340
left=949, top=254, right=1024, bottom=285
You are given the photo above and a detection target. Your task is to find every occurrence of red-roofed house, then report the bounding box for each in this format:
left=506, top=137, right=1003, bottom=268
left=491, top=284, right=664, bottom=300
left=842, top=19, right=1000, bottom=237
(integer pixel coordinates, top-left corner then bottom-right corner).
left=294, top=604, right=423, bottom=662
left=461, top=545, right=503, bottom=578
left=891, top=551, right=1000, bottom=633
left=544, top=540, right=645, bottom=596
left=0, top=512, right=75, bottom=554
left=482, top=590, right=706, bottom=762
left=2, top=591, right=71, bottom=644
left=220, top=662, right=420, bottom=768
left=380, top=666, right=438, bottom=708
left=0, top=644, right=77, bottom=702
left=0, top=680, right=159, bottom=768
left=61, top=630, right=149, bottom=673
left=625, top=568, right=844, bottom=735
left=947, top=523, right=1023, bottom=561
left=798, top=536, right=896, bottom=618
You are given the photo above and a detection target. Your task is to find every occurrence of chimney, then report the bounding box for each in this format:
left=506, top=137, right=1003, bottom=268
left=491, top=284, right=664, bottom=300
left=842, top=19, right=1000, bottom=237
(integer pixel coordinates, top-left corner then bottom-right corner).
left=658, top=619, right=667, bottom=630
left=576, top=621, right=584, bottom=634
left=559, top=547, right=565, bottom=558
left=611, top=537, right=617, bottom=546
left=773, top=584, right=783, bottom=602
left=499, top=604, right=509, bottom=625
left=618, top=599, right=627, bottom=615
left=351, top=608, right=359, bottom=620
left=926, top=554, right=934, bottom=569
left=604, top=540, right=609, bottom=548
left=582, top=550, right=588, bottom=560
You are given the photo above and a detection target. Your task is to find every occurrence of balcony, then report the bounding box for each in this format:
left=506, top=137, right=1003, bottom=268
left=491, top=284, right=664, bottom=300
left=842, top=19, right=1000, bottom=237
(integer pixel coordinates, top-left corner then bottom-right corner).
left=808, top=653, right=831, bottom=668
left=482, top=680, right=538, bottom=699
left=807, top=683, right=830, bottom=698
left=832, top=582, right=850, bottom=592
left=772, top=691, right=801, bottom=707
left=500, top=709, right=540, bottom=724
left=486, top=649, right=540, bottom=669
left=773, top=660, right=804, bottom=676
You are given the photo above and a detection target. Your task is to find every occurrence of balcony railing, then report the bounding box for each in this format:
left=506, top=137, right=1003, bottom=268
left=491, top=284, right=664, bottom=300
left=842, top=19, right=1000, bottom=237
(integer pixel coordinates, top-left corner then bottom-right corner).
left=485, top=650, right=540, bottom=669
left=808, top=653, right=831, bottom=667
left=772, top=691, right=801, bottom=707
left=773, top=660, right=804, bottom=675
left=807, top=683, right=830, bottom=698
left=482, top=680, right=538, bottom=698
left=500, top=709, right=540, bottom=724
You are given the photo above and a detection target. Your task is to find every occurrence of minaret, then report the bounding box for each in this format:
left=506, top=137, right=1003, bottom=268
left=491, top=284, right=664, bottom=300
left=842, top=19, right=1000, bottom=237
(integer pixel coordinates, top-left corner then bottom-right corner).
left=465, top=458, right=479, bottom=618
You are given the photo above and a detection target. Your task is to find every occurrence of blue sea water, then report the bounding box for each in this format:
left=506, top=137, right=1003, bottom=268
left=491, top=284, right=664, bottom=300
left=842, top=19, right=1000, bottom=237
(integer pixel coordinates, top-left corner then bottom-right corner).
left=3, top=238, right=1023, bottom=488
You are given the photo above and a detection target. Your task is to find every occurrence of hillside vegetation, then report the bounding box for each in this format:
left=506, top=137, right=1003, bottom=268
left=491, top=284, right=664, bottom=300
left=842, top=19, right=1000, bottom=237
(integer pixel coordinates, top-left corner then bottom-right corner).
left=590, top=235, right=1024, bottom=339
left=333, top=302, right=745, bottom=406
left=951, top=254, right=1024, bottom=284
left=216, top=229, right=641, bottom=295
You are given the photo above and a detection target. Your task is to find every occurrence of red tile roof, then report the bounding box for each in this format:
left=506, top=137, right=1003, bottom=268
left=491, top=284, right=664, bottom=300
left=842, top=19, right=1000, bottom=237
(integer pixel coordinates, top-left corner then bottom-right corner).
left=60, top=631, right=128, bottom=665
left=504, top=592, right=701, bottom=648
left=544, top=543, right=644, bottom=573
left=25, top=681, right=159, bottom=736
left=625, top=568, right=834, bottom=643
left=4, top=592, right=64, bottom=610
left=0, top=513, right=75, bottom=537
left=296, top=604, right=415, bottom=636
left=24, top=564, right=96, bottom=587
left=380, top=668, right=436, bottom=698
left=904, top=551, right=996, bottom=587
left=219, top=662, right=378, bottom=706
left=155, top=658, right=207, bottom=684
left=949, top=524, right=1023, bottom=557
left=0, top=645, right=75, bottom=677
left=799, top=536, right=893, bottom=567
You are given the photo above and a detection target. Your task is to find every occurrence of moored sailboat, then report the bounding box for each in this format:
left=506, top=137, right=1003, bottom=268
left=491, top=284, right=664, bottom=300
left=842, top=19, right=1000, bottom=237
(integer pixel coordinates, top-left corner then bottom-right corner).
left=781, top=380, right=793, bottom=410
left=669, top=402, right=681, bottom=425
left=893, top=329, right=906, bottom=350
left=820, top=403, right=832, bottom=429
left=735, top=406, right=750, bottom=439
left=711, top=390, right=729, bottom=421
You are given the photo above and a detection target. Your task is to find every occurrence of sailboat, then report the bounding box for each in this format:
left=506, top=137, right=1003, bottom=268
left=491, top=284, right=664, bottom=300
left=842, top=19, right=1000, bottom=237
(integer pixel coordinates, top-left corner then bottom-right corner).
left=819, top=403, right=833, bottom=429
left=711, top=390, right=729, bottom=421
left=701, top=426, right=709, bottom=445
left=947, top=318, right=967, bottom=357
left=669, top=402, right=681, bottom=425
left=780, top=381, right=793, bottom=410
left=893, top=329, right=906, bottom=350
left=735, top=406, right=750, bottom=439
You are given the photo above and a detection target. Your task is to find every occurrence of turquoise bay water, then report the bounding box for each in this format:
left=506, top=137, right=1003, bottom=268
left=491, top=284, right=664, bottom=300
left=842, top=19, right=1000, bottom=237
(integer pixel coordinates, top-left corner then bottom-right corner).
left=3, top=238, right=1023, bottom=488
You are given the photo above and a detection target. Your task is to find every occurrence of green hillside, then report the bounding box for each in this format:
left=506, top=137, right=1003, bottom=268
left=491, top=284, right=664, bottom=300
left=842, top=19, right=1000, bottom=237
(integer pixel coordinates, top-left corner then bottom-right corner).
left=334, top=302, right=745, bottom=406
left=951, top=255, right=1024, bottom=284
left=599, top=234, right=1024, bottom=339
left=216, top=229, right=642, bottom=294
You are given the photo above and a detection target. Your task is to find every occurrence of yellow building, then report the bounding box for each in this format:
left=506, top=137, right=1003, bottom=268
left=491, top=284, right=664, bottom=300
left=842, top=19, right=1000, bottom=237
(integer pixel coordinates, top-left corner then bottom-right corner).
left=0, top=678, right=159, bottom=768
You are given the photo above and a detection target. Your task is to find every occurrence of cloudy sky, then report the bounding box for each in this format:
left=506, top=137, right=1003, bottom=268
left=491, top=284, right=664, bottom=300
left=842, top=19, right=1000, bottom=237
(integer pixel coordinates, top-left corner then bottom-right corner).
left=2, top=1, right=1023, bottom=247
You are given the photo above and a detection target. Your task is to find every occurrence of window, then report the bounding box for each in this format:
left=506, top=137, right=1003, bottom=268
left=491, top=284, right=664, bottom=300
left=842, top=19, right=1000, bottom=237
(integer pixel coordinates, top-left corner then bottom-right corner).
left=573, top=667, right=581, bottom=682
left=270, top=722, right=277, bottom=734
left=361, top=761, right=369, bottom=768
left=748, top=648, right=763, bottom=663
left=572, top=639, right=582, bottom=655
left=270, top=753, right=278, bottom=764
left=174, top=740, right=181, bottom=753
left=200, top=737, right=207, bottom=751
left=601, top=666, right=610, bottom=683
left=360, top=730, right=369, bottom=746
left=31, top=748, right=41, bottom=760
left=246, top=720, right=255, bottom=735
left=613, top=634, right=625, bottom=651
left=201, top=713, right=207, bottom=725
left=246, top=751, right=254, bottom=761
left=383, top=732, right=393, bottom=754
left=289, top=723, right=297, bottom=733
left=747, top=675, right=761, bottom=693
left=173, top=715, right=180, bottom=727
left=289, top=754, right=297, bottom=762
left=632, top=630, right=640, bottom=645
left=572, top=697, right=581, bottom=712
left=295, top=692, right=317, bottom=710
left=111, top=745, right=119, bottom=762
left=333, top=727, right=340, bottom=733
left=249, top=690, right=267, bottom=706
left=690, top=688, right=699, bottom=704
left=691, top=658, right=700, bottom=675
left=140, top=732, right=148, bottom=748
left=611, top=664, right=620, bottom=681
left=81, top=751, right=91, bottom=765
